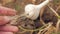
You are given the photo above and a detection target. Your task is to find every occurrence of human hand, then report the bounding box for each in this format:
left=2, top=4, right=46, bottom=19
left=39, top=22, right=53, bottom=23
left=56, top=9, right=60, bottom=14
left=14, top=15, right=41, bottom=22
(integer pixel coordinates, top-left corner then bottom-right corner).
left=0, top=6, right=18, bottom=34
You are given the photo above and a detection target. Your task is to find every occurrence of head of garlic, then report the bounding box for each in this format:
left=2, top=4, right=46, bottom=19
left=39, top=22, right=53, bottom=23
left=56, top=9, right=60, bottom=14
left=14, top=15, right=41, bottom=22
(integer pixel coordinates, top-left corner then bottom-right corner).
left=25, top=0, right=51, bottom=20
left=25, top=4, right=39, bottom=20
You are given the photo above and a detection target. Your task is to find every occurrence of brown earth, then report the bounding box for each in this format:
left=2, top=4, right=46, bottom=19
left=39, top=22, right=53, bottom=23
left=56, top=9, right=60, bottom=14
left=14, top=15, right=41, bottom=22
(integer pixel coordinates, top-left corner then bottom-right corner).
left=0, top=0, right=60, bottom=34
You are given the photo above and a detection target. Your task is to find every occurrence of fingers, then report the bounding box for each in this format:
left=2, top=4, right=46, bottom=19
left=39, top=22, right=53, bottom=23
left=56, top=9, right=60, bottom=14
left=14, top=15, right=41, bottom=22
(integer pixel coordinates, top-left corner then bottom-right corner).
left=0, top=25, right=18, bottom=32
left=0, top=16, right=11, bottom=25
left=0, top=6, right=17, bottom=16
left=0, top=32, right=13, bottom=34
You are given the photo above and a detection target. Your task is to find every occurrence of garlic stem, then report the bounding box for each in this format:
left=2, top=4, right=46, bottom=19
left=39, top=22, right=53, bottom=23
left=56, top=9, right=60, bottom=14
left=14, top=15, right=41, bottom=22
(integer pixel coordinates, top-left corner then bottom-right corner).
left=36, top=0, right=50, bottom=9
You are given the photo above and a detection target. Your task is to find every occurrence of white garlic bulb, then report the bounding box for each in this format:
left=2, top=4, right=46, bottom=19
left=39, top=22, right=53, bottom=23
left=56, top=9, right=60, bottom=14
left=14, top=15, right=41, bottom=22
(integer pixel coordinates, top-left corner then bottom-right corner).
left=25, top=0, right=51, bottom=20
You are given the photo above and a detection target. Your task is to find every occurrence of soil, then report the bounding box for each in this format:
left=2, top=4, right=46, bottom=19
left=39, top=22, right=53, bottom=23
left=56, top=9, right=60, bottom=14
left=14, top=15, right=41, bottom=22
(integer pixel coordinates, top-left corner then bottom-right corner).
left=0, top=0, right=60, bottom=34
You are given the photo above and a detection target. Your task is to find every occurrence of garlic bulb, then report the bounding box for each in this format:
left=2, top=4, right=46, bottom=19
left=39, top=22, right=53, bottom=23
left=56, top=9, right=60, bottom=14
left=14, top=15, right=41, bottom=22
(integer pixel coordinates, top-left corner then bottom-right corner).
left=25, top=0, right=51, bottom=20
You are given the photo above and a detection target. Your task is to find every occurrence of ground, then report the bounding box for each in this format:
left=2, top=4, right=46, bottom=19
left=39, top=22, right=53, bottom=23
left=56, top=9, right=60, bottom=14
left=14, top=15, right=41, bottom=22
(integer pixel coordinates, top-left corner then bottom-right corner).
left=0, top=0, right=60, bottom=34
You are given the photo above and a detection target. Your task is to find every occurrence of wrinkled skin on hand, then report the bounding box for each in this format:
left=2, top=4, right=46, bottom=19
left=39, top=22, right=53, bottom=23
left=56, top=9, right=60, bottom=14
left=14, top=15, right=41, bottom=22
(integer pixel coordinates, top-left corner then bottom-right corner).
left=0, top=6, right=18, bottom=34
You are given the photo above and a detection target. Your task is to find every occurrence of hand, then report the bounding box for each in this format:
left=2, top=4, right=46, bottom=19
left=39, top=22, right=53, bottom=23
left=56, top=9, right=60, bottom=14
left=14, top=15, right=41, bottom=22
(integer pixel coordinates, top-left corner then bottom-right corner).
left=0, top=6, right=18, bottom=34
